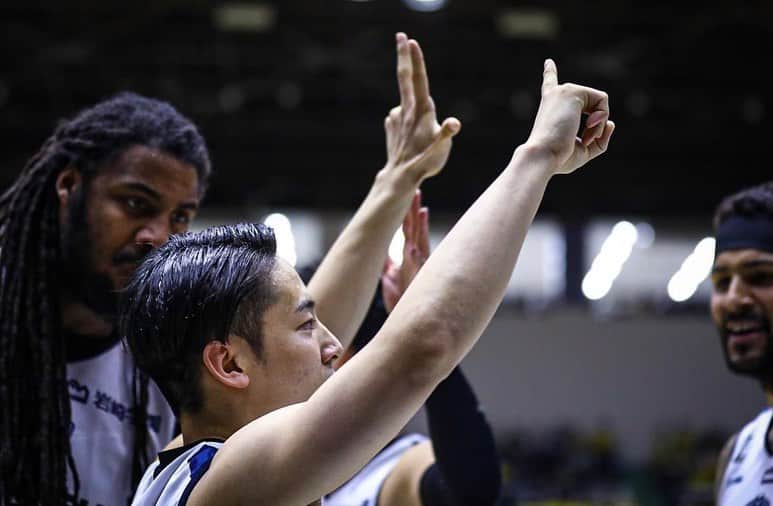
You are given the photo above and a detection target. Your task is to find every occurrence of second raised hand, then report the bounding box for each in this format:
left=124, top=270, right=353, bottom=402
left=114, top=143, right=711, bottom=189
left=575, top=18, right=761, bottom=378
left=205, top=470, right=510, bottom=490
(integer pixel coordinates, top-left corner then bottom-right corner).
left=384, top=32, right=461, bottom=185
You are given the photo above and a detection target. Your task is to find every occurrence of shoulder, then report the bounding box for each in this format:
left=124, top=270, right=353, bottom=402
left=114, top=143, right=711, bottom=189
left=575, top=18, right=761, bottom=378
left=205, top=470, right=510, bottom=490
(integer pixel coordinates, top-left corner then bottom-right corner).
left=715, top=431, right=739, bottom=505
left=377, top=436, right=434, bottom=506
left=133, top=440, right=223, bottom=506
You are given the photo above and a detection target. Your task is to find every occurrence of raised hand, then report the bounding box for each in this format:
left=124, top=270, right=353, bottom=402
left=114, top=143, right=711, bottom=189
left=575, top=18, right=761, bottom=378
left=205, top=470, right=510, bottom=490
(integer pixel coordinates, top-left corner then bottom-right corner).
left=384, top=33, right=461, bottom=185
left=381, top=190, right=430, bottom=313
left=524, top=59, right=615, bottom=175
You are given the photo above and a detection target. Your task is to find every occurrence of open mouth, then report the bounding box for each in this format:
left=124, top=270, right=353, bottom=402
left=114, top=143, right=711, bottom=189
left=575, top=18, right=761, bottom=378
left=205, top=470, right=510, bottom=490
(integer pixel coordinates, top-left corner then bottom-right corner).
left=725, top=320, right=768, bottom=356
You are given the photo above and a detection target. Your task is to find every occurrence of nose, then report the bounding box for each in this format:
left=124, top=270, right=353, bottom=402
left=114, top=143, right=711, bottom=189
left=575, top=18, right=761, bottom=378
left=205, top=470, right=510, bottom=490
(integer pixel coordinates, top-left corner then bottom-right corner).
left=320, top=324, right=343, bottom=366
left=134, top=217, right=171, bottom=249
left=725, top=275, right=755, bottom=312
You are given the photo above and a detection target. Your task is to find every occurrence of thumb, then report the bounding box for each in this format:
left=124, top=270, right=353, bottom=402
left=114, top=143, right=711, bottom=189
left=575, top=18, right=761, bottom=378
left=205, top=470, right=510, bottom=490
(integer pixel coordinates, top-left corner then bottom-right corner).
left=439, top=117, right=462, bottom=139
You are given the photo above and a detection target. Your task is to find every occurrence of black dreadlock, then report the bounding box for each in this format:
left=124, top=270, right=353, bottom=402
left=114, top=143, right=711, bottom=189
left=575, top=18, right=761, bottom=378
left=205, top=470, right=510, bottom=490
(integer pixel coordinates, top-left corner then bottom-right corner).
left=0, top=92, right=211, bottom=505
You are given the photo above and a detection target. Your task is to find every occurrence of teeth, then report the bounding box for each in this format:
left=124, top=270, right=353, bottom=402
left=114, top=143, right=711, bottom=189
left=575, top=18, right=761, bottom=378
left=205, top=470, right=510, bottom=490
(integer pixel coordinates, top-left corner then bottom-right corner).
left=727, top=322, right=763, bottom=333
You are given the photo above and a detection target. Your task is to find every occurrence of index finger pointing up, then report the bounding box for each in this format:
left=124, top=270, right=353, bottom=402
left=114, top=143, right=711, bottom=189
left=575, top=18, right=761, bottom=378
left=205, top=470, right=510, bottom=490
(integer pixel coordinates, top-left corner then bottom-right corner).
left=396, top=32, right=415, bottom=109
left=541, top=58, right=558, bottom=94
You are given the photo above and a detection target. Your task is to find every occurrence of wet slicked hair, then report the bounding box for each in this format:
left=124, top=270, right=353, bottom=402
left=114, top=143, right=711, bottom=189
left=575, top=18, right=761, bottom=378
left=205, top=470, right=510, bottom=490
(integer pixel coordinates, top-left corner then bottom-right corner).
left=713, top=181, right=773, bottom=230
left=0, top=92, right=211, bottom=504
left=120, top=223, right=277, bottom=415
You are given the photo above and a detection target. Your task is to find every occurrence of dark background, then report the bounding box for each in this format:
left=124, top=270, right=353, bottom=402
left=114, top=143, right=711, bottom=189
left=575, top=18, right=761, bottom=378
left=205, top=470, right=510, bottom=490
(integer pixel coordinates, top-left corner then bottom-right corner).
left=1, top=1, right=770, bottom=220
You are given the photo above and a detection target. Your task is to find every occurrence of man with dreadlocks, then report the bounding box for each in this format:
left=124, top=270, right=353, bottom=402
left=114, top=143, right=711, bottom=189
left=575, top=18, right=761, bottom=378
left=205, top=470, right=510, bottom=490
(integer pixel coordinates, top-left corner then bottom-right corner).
left=711, top=182, right=773, bottom=505
left=0, top=91, right=212, bottom=506
left=0, top=32, right=461, bottom=505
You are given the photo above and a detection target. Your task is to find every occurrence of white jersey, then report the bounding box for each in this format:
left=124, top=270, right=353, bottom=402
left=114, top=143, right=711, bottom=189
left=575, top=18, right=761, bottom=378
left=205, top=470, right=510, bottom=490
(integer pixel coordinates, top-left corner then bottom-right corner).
left=324, top=433, right=429, bottom=506
left=67, top=338, right=177, bottom=506
left=719, top=407, right=773, bottom=506
left=132, top=440, right=224, bottom=506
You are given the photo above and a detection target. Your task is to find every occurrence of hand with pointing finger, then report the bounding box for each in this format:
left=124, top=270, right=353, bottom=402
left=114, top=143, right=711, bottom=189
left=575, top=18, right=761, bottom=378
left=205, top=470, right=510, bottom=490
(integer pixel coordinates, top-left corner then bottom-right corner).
left=384, top=32, right=461, bottom=186
left=523, top=58, right=615, bottom=176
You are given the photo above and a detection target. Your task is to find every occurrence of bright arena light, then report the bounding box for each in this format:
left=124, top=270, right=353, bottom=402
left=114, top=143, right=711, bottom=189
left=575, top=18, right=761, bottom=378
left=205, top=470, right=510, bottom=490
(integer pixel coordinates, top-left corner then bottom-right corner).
left=582, top=221, right=639, bottom=300
left=667, top=237, right=716, bottom=302
left=388, top=228, right=405, bottom=266
left=263, top=213, right=298, bottom=267
left=402, top=0, right=447, bottom=12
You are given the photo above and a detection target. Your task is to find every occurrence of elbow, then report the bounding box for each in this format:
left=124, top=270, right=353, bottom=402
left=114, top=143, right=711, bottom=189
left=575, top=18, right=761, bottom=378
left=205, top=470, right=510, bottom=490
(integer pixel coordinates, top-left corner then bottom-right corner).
left=399, top=314, right=465, bottom=385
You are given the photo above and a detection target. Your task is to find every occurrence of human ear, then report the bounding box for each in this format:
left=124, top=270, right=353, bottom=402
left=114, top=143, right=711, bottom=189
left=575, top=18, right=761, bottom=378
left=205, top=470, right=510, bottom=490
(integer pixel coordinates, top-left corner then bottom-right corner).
left=55, top=167, right=82, bottom=207
left=201, top=340, right=250, bottom=390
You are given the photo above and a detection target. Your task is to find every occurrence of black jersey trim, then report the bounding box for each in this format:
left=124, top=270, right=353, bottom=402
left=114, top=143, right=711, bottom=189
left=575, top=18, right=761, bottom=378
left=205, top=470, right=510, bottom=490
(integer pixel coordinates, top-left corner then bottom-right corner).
left=155, top=438, right=226, bottom=478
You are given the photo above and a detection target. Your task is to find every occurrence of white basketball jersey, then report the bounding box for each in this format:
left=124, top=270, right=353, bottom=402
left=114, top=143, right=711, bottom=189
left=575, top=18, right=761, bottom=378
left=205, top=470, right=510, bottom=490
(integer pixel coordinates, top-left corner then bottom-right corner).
left=132, top=440, right=224, bottom=506
left=324, top=433, right=429, bottom=506
left=719, top=407, right=773, bottom=506
left=67, top=341, right=177, bottom=506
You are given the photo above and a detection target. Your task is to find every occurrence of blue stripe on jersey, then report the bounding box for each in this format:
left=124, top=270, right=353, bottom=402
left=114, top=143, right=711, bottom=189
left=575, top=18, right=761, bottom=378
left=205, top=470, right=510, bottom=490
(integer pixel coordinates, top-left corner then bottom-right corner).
left=178, top=444, right=218, bottom=506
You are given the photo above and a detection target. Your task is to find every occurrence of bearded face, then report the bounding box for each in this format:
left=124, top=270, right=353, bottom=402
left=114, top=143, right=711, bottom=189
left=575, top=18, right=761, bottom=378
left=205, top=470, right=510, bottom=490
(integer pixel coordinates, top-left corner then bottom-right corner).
left=711, top=249, right=773, bottom=383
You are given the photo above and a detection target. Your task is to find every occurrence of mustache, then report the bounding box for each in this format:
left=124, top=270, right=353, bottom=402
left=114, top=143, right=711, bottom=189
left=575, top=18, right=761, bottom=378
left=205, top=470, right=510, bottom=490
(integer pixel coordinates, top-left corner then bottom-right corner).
left=721, top=307, right=770, bottom=329
left=113, top=243, right=154, bottom=265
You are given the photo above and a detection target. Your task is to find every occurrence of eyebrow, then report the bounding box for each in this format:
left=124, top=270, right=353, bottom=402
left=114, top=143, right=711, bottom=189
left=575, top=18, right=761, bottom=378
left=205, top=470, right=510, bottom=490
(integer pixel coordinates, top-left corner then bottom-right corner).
left=120, top=181, right=199, bottom=211
left=295, top=298, right=316, bottom=314
left=712, top=259, right=773, bottom=274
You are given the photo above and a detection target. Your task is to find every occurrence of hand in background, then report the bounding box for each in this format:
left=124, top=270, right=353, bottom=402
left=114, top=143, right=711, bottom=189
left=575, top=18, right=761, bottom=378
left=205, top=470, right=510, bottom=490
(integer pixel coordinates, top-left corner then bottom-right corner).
left=382, top=190, right=430, bottom=313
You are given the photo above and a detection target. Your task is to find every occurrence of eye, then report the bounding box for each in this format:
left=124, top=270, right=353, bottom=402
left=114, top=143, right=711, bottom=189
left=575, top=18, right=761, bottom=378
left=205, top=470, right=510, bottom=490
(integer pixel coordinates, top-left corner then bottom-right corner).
left=712, top=275, right=730, bottom=293
left=298, top=318, right=316, bottom=332
left=746, top=271, right=773, bottom=287
left=125, top=196, right=149, bottom=213
left=172, top=212, right=191, bottom=226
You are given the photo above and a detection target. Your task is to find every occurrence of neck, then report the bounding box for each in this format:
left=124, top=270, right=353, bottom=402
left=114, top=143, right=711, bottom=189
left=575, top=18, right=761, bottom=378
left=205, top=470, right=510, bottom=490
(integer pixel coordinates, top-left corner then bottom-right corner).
left=60, top=293, right=113, bottom=337
left=766, top=384, right=773, bottom=406
left=180, top=411, right=237, bottom=445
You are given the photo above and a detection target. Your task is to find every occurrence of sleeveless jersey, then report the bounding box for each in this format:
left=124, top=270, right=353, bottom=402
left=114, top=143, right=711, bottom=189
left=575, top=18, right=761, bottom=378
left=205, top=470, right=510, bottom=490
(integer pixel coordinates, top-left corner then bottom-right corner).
left=719, top=407, right=773, bottom=506
left=132, top=440, right=224, bottom=506
left=324, top=433, right=429, bottom=506
left=67, top=340, right=177, bottom=506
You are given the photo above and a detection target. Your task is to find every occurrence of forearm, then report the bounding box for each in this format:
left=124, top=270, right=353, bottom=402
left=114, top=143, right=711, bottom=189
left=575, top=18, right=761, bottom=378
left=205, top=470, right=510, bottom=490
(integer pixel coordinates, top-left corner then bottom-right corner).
left=307, top=168, right=418, bottom=348
left=420, top=368, right=501, bottom=505
left=382, top=143, right=554, bottom=377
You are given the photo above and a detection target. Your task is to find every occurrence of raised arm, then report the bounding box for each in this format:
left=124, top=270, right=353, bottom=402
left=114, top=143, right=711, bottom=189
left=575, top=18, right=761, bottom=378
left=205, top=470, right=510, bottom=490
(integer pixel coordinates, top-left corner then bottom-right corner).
left=195, top=59, right=614, bottom=506
left=307, top=32, right=460, bottom=348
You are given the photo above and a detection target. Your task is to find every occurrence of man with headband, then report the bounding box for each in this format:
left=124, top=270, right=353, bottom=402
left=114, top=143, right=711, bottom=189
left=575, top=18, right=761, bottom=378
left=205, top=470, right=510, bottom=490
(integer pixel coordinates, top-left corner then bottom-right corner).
left=712, top=182, right=773, bottom=505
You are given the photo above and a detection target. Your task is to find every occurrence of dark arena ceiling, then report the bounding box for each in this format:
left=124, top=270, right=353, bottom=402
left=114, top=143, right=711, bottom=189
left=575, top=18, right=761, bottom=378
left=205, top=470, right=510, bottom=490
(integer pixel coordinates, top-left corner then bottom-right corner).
left=1, top=1, right=771, bottom=220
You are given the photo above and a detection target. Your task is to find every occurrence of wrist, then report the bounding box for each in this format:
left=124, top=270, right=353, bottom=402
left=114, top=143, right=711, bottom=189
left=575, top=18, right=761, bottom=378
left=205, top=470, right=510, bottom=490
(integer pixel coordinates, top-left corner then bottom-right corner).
left=508, top=142, right=558, bottom=181
left=375, top=162, right=423, bottom=196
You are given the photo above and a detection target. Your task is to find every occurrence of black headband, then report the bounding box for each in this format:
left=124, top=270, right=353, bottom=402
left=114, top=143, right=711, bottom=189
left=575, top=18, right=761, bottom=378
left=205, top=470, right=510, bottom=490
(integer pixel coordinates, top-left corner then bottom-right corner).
left=715, top=215, right=773, bottom=256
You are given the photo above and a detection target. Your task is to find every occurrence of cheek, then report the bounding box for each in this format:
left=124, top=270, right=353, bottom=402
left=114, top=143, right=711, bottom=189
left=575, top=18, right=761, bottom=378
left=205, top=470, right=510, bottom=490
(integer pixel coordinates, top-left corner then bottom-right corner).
left=89, top=203, right=136, bottom=251
left=760, top=292, right=773, bottom=322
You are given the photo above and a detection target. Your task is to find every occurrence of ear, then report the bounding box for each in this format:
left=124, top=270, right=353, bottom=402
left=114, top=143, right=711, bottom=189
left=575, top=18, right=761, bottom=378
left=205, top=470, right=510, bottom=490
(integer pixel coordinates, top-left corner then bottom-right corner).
left=201, top=340, right=250, bottom=390
left=55, top=167, right=83, bottom=208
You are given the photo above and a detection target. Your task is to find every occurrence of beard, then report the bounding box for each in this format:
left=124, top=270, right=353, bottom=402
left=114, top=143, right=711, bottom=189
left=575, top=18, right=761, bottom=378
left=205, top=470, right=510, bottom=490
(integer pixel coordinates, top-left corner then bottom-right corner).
left=59, top=188, right=150, bottom=324
left=718, top=307, right=773, bottom=384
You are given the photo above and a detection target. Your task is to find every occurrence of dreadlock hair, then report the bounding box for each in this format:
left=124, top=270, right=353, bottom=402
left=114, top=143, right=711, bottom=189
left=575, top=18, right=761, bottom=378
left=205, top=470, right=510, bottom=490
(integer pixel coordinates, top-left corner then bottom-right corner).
left=120, top=223, right=277, bottom=416
left=0, top=92, right=211, bottom=505
left=713, top=181, right=773, bottom=230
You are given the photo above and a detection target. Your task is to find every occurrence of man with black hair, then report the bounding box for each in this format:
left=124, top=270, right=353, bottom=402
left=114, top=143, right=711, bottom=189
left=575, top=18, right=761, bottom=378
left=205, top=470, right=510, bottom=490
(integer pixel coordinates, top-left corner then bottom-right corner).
left=711, top=182, right=773, bottom=505
left=319, top=192, right=502, bottom=506
left=122, top=38, right=614, bottom=505
left=0, top=30, right=460, bottom=504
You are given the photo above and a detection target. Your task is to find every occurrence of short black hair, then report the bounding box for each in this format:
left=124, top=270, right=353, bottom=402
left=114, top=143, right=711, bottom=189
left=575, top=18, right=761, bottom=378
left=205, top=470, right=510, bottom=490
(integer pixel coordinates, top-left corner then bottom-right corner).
left=120, top=223, right=277, bottom=415
left=713, top=181, right=773, bottom=230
